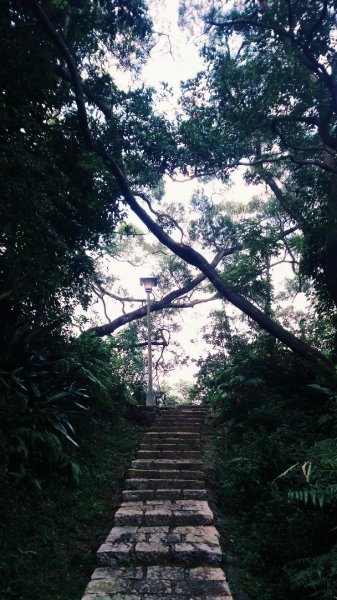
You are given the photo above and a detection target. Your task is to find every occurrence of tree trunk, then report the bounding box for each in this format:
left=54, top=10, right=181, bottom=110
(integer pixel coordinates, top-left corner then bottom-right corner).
left=29, top=0, right=335, bottom=378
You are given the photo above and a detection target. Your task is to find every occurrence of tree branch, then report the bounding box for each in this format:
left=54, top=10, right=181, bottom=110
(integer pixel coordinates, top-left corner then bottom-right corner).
left=135, top=192, right=185, bottom=243
left=257, top=169, right=307, bottom=230
left=95, top=284, right=145, bottom=304
left=237, top=156, right=337, bottom=174
left=208, top=15, right=337, bottom=112
left=172, top=293, right=219, bottom=308
left=30, top=0, right=335, bottom=376
left=89, top=251, right=225, bottom=336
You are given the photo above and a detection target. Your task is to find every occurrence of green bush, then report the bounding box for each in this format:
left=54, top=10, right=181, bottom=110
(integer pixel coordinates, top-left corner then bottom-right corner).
left=0, top=321, right=144, bottom=489
left=197, top=333, right=337, bottom=599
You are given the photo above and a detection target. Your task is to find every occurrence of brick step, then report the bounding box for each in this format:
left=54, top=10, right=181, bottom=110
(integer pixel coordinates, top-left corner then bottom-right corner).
left=83, top=565, right=231, bottom=599
left=97, top=524, right=222, bottom=568
left=128, top=469, right=204, bottom=480
left=125, top=478, right=205, bottom=491
left=114, top=500, right=214, bottom=527
left=131, top=460, right=203, bottom=471
left=138, top=451, right=200, bottom=460
left=122, top=489, right=206, bottom=502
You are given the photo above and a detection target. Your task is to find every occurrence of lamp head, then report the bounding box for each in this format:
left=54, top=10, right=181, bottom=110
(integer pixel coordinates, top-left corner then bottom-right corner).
left=140, top=276, right=158, bottom=292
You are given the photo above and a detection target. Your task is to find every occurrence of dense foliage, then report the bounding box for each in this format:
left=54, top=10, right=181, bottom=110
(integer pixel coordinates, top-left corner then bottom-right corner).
left=181, top=5, right=337, bottom=595
left=2, top=1, right=337, bottom=598
left=179, top=0, right=337, bottom=311
left=0, top=412, right=144, bottom=600
left=196, top=320, right=337, bottom=599
left=0, top=0, right=157, bottom=489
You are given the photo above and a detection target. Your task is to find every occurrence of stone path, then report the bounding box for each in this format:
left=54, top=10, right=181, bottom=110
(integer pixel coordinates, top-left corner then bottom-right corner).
left=81, top=407, right=232, bottom=600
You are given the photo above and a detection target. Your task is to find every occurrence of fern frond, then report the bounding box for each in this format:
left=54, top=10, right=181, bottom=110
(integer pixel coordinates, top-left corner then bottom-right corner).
left=288, top=488, right=325, bottom=508
left=289, top=544, right=337, bottom=596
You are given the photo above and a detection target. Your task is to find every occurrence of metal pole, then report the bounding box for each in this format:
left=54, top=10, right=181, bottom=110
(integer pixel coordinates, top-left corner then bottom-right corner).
left=146, top=289, right=155, bottom=406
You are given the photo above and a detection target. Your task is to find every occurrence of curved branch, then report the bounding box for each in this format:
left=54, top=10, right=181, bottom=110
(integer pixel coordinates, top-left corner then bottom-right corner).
left=89, top=251, right=225, bottom=336
left=30, top=0, right=335, bottom=376
left=135, top=192, right=185, bottom=243
left=257, top=169, right=307, bottom=230
left=96, top=285, right=145, bottom=304
left=237, top=156, right=337, bottom=174
left=91, top=285, right=112, bottom=322
left=172, top=293, right=219, bottom=308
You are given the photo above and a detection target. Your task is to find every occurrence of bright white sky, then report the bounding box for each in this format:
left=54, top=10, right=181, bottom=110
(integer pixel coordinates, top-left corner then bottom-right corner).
left=142, top=0, right=203, bottom=87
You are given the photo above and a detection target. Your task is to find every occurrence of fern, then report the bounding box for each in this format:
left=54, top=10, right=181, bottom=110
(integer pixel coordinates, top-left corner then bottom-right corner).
left=288, top=544, right=337, bottom=598
left=275, top=438, right=337, bottom=510
left=288, top=488, right=326, bottom=508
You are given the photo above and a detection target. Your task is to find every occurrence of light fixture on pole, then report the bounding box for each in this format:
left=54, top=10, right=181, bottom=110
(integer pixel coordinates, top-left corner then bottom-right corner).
left=140, top=276, right=158, bottom=407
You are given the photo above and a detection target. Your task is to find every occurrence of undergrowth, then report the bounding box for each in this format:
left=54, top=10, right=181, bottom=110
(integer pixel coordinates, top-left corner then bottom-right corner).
left=0, top=410, right=144, bottom=600
left=197, top=333, right=337, bottom=600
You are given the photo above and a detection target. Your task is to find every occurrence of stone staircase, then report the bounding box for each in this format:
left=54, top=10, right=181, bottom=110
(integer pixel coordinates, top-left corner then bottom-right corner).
left=81, top=407, right=232, bottom=599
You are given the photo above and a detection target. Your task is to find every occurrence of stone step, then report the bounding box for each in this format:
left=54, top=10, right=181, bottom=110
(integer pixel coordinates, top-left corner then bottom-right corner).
left=146, top=431, right=200, bottom=437
left=155, top=414, right=203, bottom=419
left=114, top=500, right=214, bottom=527
left=82, top=565, right=231, bottom=599
left=145, top=434, right=200, bottom=442
left=153, top=428, right=201, bottom=432
left=156, top=414, right=203, bottom=417
left=151, top=425, right=201, bottom=432
left=131, top=459, right=203, bottom=471
left=128, top=469, right=204, bottom=480
left=125, top=478, right=205, bottom=491
left=153, top=418, right=201, bottom=421
left=150, top=430, right=200, bottom=435
left=97, top=524, right=222, bottom=568
left=154, top=419, right=201, bottom=423
left=80, top=406, right=233, bottom=600
left=163, top=407, right=207, bottom=411
left=142, top=442, right=201, bottom=449
left=138, top=451, right=200, bottom=460
left=154, top=416, right=202, bottom=421
left=168, top=409, right=207, bottom=413
left=122, top=489, right=207, bottom=502
left=140, top=442, right=200, bottom=451
left=140, top=441, right=200, bottom=450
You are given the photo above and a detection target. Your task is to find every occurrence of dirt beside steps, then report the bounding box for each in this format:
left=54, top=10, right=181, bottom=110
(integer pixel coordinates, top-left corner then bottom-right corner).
left=81, top=407, right=232, bottom=600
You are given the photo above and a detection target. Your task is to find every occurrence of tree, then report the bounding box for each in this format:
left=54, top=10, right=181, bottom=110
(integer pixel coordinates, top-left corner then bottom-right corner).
left=24, top=0, right=336, bottom=378
left=192, top=315, right=337, bottom=599
left=0, top=0, right=162, bottom=484
left=178, top=0, right=337, bottom=311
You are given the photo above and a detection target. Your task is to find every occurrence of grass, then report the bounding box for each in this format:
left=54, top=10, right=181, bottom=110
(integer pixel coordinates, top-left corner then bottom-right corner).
left=0, top=410, right=145, bottom=600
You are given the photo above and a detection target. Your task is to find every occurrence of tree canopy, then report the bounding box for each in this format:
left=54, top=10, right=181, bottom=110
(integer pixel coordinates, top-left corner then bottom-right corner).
left=2, top=2, right=337, bottom=598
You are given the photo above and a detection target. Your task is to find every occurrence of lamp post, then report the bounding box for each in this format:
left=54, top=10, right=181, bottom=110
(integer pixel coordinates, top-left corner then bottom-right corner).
left=140, top=276, right=158, bottom=407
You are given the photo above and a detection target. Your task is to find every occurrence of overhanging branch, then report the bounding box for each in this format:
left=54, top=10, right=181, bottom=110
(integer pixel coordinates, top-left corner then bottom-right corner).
left=30, top=0, right=335, bottom=376
left=90, top=251, right=225, bottom=336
